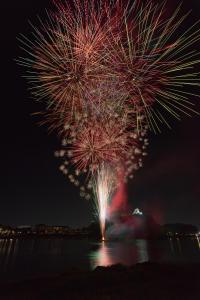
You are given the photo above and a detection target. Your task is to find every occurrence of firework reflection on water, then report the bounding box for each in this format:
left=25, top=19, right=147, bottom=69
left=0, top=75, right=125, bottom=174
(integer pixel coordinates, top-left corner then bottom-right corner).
left=89, top=240, right=148, bottom=269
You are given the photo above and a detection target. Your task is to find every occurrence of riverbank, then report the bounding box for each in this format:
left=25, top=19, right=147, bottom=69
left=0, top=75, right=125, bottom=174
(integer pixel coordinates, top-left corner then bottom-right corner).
left=0, top=262, right=199, bottom=299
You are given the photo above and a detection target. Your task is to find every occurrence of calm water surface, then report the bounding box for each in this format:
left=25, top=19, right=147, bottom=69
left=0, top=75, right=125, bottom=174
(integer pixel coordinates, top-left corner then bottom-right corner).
left=0, top=237, right=199, bottom=282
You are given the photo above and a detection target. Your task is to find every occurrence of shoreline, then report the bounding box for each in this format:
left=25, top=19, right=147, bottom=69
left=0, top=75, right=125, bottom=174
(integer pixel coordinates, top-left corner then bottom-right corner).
left=0, top=234, right=197, bottom=240
left=0, top=262, right=199, bottom=299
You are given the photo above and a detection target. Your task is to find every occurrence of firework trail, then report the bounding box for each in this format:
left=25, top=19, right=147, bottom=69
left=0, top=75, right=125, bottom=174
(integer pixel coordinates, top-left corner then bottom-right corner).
left=94, top=165, right=115, bottom=240
left=18, top=0, right=200, bottom=240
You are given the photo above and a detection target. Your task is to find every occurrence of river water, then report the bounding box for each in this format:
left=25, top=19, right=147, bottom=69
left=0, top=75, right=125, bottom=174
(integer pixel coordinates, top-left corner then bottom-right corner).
left=0, top=237, right=199, bottom=282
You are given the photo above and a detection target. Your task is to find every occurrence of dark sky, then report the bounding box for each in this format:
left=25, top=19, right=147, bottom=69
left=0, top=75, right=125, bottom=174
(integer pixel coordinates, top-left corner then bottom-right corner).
left=1, top=0, right=200, bottom=228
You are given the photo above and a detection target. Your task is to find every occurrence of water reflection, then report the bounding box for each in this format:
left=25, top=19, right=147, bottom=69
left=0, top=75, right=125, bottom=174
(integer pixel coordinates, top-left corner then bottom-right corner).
left=196, top=236, right=200, bottom=249
left=136, top=240, right=149, bottom=262
left=0, top=239, right=19, bottom=272
left=89, top=237, right=200, bottom=269
left=0, top=238, right=199, bottom=281
left=90, top=240, right=149, bottom=269
left=177, top=238, right=182, bottom=254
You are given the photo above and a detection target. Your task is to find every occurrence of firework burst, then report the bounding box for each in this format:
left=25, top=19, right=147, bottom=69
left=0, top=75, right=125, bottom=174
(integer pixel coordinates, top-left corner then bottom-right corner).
left=106, top=0, right=200, bottom=132
left=56, top=119, right=148, bottom=207
left=18, top=0, right=200, bottom=240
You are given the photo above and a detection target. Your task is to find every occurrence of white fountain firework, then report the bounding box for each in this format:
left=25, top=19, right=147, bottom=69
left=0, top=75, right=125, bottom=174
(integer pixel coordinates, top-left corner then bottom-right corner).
left=94, top=164, right=116, bottom=241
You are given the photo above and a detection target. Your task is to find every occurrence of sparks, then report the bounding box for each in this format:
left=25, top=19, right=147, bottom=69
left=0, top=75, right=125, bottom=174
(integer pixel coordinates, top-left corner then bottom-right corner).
left=17, top=0, right=200, bottom=240
left=94, top=165, right=115, bottom=240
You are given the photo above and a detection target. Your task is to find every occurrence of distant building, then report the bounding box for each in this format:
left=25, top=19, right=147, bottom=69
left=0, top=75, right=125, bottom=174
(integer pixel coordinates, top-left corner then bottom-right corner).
left=162, top=223, right=198, bottom=237
left=132, top=208, right=143, bottom=216
left=16, top=225, right=32, bottom=235
left=34, top=224, right=71, bottom=235
left=0, top=225, right=15, bottom=236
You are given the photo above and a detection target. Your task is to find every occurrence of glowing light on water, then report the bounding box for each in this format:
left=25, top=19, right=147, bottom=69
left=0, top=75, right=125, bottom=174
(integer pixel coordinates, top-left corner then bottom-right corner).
left=89, top=240, right=149, bottom=269
left=90, top=242, right=112, bottom=269
left=196, top=235, right=200, bottom=249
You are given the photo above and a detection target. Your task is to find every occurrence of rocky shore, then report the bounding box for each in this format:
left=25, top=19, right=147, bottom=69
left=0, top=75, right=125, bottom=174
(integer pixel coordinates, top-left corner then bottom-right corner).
left=0, top=262, right=199, bottom=299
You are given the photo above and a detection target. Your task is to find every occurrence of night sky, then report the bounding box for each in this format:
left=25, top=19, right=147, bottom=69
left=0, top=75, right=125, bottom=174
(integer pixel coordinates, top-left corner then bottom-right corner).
left=1, top=0, right=200, bottom=228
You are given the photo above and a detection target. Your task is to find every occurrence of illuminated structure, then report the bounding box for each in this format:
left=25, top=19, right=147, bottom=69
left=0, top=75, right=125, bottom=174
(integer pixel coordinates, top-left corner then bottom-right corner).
left=133, top=208, right=143, bottom=216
